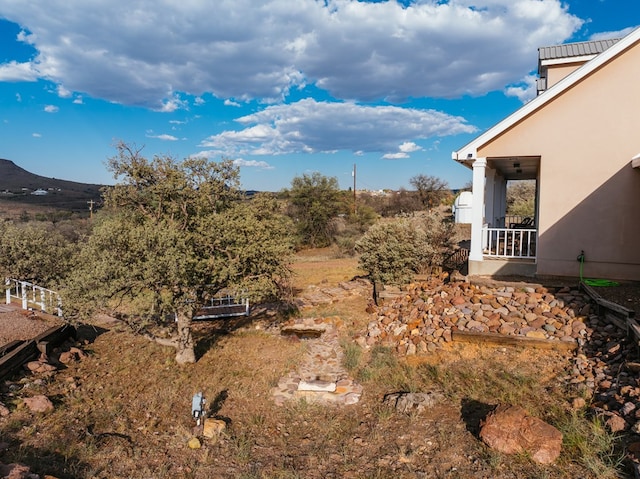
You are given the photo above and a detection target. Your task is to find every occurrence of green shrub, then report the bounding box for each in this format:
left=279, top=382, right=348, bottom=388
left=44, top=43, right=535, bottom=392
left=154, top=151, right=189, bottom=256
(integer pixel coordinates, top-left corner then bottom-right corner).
left=355, top=211, right=455, bottom=284
left=507, top=180, right=535, bottom=217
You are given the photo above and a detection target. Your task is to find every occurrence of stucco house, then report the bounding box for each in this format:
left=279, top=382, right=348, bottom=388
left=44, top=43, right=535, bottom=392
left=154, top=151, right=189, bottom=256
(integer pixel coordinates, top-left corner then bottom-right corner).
left=452, top=27, right=640, bottom=281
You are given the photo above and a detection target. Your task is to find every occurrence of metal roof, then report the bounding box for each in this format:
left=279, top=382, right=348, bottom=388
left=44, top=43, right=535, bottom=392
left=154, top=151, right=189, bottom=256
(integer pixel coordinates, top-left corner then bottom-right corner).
left=538, top=38, right=620, bottom=61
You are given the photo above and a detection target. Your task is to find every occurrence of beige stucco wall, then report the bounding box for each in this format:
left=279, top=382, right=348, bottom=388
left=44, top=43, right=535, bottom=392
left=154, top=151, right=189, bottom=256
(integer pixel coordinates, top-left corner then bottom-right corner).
left=545, top=62, right=584, bottom=89
left=478, top=41, right=640, bottom=281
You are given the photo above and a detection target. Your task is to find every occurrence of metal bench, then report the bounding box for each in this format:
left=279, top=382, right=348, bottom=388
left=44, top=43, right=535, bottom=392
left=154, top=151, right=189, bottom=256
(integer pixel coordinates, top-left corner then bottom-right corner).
left=192, top=295, right=250, bottom=321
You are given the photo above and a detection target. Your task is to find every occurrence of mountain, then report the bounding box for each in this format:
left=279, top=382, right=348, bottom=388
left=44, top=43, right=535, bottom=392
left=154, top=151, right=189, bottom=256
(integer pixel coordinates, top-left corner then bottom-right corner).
left=0, top=159, right=104, bottom=211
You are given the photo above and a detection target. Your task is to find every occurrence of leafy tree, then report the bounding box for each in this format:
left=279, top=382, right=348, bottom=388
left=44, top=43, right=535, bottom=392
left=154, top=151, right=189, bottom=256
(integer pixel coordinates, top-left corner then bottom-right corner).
left=409, top=174, right=449, bottom=210
left=63, top=143, right=294, bottom=364
left=381, top=188, right=421, bottom=217
left=285, top=172, right=344, bottom=247
left=0, top=222, right=75, bottom=287
left=507, top=180, right=536, bottom=217
left=355, top=211, right=456, bottom=285
left=333, top=204, right=379, bottom=256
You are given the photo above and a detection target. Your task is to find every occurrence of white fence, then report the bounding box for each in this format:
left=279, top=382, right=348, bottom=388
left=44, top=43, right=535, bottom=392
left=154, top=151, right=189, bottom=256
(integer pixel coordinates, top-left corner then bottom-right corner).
left=5, top=279, right=62, bottom=316
left=483, top=227, right=537, bottom=259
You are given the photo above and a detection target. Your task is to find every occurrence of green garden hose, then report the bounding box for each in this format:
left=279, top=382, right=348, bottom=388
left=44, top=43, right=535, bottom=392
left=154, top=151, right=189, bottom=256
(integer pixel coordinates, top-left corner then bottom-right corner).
left=578, top=252, right=619, bottom=287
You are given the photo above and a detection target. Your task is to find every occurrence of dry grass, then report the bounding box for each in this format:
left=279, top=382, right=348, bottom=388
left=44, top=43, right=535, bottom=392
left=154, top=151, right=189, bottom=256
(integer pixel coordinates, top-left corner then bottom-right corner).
left=290, top=246, right=365, bottom=289
left=0, top=249, right=631, bottom=478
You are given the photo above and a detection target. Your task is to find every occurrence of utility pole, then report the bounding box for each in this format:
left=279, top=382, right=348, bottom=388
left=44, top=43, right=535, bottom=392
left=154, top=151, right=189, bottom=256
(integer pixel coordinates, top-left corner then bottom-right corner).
left=352, top=163, right=357, bottom=215
left=87, top=199, right=94, bottom=219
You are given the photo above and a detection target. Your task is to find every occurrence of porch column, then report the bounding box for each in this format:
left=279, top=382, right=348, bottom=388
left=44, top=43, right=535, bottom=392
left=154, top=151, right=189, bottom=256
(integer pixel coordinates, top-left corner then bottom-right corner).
left=485, top=168, right=496, bottom=226
left=495, top=174, right=507, bottom=225
left=469, top=157, right=486, bottom=262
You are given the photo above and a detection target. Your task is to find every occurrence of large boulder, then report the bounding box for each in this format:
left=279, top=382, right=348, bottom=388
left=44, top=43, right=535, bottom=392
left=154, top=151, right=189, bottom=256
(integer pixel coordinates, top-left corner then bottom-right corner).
left=479, top=404, right=562, bottom=464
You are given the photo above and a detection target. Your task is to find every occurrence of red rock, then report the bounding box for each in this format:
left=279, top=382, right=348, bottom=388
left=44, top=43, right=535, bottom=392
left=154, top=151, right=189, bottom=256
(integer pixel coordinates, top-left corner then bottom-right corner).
left=529, top=317, right=546, bottom=329
left=571, top=397, right=586, bottom=409
left=23, top=395, right=54, bottom=414
left=479, top=404, right=562, bottom=464
left=24, top=361, right=56, bottom=373
left=0, top=463, right=34, bottom=479
left=605, top=414, right=627, bottom=433
left=499, top=324, right=516, bottom=335
left=451, top=296, right=466, bottom=306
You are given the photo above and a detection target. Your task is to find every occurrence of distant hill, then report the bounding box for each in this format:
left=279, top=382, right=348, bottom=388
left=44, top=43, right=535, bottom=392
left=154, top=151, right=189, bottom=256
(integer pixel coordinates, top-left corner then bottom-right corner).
left=0, top=159, right=104, bottom=211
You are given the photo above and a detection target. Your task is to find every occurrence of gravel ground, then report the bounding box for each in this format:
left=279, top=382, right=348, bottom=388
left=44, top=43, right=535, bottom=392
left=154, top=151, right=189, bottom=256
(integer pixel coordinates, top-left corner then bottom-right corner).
left=593, top=283, right=640, bottom=318
left=0, top=306, right=63, bottom=346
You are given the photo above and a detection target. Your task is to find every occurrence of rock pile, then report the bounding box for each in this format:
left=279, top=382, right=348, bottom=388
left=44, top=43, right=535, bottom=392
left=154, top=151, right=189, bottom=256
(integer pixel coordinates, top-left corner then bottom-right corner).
left=356, top=277, right=592, bottom=355
left=567, top=313, right=640, bottom=435
left=359, top=276, right=640, bottom=464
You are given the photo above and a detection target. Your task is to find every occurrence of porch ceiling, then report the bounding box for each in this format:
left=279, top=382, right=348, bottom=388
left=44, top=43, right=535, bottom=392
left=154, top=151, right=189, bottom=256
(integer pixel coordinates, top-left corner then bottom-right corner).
left=487, top=156, right=539, bottom=180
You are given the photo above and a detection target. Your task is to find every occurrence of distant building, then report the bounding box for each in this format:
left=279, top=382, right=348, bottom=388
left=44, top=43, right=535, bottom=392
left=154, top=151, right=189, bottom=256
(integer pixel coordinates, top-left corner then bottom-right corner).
left=31, top=189, right=48, bottom=196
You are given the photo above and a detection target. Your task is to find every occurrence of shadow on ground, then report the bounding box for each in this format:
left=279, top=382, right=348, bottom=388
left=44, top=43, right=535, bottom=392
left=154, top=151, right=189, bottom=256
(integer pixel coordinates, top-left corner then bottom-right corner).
left=460, top=398, right=495, bottom=437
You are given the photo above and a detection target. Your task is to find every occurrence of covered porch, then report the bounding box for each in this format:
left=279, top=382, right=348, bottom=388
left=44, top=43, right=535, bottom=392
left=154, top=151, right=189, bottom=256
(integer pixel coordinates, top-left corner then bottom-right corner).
left=463, top=155, right=540, bottom=276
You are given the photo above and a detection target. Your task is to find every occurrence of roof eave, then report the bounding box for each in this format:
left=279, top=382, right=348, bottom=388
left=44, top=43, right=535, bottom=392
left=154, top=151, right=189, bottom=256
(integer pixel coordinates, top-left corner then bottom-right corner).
left=452, top=27, right=640, bottom=164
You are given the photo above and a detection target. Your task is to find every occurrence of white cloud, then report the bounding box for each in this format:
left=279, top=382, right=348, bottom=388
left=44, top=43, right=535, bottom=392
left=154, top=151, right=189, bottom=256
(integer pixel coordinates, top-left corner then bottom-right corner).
left=0, top=0, right=583, bottom=107
left=504, top=74, right=538, bottom=103
left=233, top=159, right=275, bottom=170
left=73, top=95, right=83, bottom=104
left=56, top=84, right=71, bottom=98
left=158, top=95, right=188, bottom=113
left=224, top=99, right=241, bottom=107
left=146, top=133, right=179, bottom=141
left=0, top=61, right=39, bottom=82
left=382, top=152, right=409, bottom=160
left=590, top=26, right=637, bottom=41
left=32, top=132, right=41, bottom=138
left=398, top=142, right=421, bottom=153
left=381, top=141, right=422, bottom=160
left=44, top=104, right=59, bottom=113
left=199, top=98, right=476, bottom=157
left=16, top=93, right=22, bottom=102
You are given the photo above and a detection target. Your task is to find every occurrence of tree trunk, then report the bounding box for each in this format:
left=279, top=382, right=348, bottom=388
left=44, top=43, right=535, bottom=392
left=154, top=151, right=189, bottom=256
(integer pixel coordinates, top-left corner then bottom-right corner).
left=174, top=310, right=196, bottom=364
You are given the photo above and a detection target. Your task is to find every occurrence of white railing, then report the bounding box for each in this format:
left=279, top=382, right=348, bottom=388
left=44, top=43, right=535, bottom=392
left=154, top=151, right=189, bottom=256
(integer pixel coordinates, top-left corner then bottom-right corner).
left=5, top=279, right=63, bottom=316
left=483, top=228, right=537, bottom=259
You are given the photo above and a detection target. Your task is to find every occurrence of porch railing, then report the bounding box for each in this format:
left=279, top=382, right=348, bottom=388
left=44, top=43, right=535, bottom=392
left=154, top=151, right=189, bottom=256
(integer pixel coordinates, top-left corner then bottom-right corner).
left=483, top=227, right=537, bottom=259
left=5, top=279, right=63, bottom=316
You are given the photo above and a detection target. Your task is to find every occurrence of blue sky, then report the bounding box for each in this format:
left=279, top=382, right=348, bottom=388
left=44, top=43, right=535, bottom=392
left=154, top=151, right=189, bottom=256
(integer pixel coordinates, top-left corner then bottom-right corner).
left=0, top=1, right=638, bottom=192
